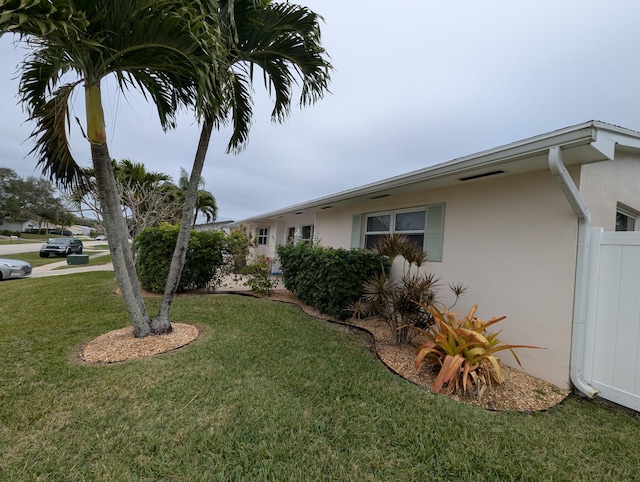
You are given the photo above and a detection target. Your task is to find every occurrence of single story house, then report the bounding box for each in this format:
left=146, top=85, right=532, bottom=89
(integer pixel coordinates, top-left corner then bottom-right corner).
left=0, top=219, right=41, bottom=233
left=233, top=121, right=640, bottom=407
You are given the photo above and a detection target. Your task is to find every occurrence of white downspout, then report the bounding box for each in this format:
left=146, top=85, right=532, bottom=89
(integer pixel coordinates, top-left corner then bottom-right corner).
left=548, top=146, right=598, bottom=398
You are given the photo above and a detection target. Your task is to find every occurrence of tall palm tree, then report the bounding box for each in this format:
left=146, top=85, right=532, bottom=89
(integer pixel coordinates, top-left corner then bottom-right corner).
left=155, top=0, right=332, bottom=327
left=1, top=0, right=223, bottom=337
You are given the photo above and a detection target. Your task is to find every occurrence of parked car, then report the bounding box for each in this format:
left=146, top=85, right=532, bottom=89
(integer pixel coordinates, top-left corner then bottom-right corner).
left=95, top=235, right=107, bottom=241
left=0, top=258, right=32, bottom=280
left=40, top=237, right=84, bottom=257
left=47, top=228, right=73, bottom=236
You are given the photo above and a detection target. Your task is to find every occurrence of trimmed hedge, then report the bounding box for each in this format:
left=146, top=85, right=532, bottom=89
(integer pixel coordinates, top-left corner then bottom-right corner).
left=136, top=225, right=227, bottom=293
left=277, top=243, right=385, bottom=319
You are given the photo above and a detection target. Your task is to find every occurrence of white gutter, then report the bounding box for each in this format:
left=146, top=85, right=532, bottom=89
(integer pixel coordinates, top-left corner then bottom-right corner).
left=548, top=146, right=598, bottom=398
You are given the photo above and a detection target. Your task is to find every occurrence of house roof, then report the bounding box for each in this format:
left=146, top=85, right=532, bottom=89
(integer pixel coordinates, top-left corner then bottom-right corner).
left=235, top=121, right=640, bottom=224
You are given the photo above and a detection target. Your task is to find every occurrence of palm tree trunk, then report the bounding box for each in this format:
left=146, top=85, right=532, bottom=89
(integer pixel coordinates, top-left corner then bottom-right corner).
left=152, top=116, right=214, bottom=331
left=87, top=82, right=152, bottom=338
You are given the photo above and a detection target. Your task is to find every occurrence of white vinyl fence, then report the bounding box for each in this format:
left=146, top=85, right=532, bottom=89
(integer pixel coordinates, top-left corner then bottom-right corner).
left=584, top=229, right=640, bottom=411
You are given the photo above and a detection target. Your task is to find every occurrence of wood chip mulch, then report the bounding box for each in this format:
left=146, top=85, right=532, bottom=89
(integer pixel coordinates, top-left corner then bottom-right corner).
left=81, top=323, right=199, bottom=363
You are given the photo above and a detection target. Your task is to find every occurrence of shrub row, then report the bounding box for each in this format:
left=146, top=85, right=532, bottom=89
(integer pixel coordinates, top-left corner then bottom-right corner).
left=136, top=225, right=227, bottom=293
left=277, top=243, right=385, bottom=319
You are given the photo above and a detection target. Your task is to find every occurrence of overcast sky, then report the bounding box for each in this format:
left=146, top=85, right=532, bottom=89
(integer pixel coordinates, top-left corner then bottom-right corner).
left=2, top=0, right=640, bottom=222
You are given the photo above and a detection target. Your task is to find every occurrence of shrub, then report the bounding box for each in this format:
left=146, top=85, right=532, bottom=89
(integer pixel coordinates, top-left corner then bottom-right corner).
left=242, top=255, right=278, bottom=295
left=228, top=225, right=252, bottom=274
left=277, top=243, right=383, bottom=319
left=136, top=224, right=227, bottom=293
left=415, top=304, right=541, bottom=398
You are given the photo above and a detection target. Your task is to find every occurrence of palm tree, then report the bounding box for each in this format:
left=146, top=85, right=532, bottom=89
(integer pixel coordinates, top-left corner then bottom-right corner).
left=176, top=167, right=218, bottom=228
left=1, top=0, right=223, bottom=337
left=194, top=191, right=218, bottom=227
left=154, top=0, right=332, bottom=328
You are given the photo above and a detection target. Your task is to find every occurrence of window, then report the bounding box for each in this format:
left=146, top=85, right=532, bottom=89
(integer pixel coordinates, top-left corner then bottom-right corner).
left=616, top=204, right=637, bottom=232
left=301, top=225, right=314, bottom=243
left=286, top=227, right=296, bottom=244
left=354, top=203, right=445, bottom=261
left=257, top=227, right=269, bottom=245
left=285, top=225, right=314, bottom=244
left=365, top=210, right=426, bottom=249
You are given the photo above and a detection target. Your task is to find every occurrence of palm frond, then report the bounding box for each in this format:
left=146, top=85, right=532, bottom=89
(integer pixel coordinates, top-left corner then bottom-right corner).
left=0, top=0, right=88, bottom=38
left=27, top=82, right=85, bottom=189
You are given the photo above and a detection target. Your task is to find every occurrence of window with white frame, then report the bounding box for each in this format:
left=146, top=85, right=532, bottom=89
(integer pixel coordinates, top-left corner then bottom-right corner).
left=616, top=204, right=638, bottom=232
left=364, top=209, right=425, bottom=250
left=353, top=203, right=445, bottom=261
left=257, top=227, right=269, bottom=245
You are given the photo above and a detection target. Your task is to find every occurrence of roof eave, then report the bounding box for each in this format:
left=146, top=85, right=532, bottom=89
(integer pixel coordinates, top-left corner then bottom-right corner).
left=234, top=121, right=640, bottom=224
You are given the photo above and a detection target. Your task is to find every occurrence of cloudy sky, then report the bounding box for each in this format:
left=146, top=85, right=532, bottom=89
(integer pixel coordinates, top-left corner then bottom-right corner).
left=2, top=0, right=640, bottom=222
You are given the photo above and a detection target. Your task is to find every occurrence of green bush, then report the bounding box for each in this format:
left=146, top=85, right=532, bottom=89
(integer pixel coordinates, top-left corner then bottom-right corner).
left=242, top=254, right=278, bottom=295
left=136, top=224, right=227, bottom=293
left=277, top=243, right=384, bottom=319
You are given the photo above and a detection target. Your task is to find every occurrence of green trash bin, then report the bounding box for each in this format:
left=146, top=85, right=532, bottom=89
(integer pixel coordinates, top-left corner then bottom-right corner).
left=67, top=254, right=89, bottom=265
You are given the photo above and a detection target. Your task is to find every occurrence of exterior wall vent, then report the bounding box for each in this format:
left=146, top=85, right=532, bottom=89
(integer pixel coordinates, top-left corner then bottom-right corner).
left=458, top=170, right=505, bottom=181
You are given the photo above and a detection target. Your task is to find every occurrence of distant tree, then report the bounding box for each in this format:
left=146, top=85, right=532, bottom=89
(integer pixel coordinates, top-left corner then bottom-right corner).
left=0, top=168, right=19, bottom=220
left=177, top=167, right=218, bottom=228
left=70, top=160, right=181, bottom=240
left=0, top=168, right=70, bottom=227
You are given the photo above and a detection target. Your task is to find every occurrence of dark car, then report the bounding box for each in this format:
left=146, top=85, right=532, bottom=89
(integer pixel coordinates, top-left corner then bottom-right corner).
left=40, top=237, right=84, bottom=257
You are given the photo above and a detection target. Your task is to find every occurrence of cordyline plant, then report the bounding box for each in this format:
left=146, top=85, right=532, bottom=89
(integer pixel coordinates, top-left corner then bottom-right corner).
left=349, top=234, right=466, bottom=345
left=414, top=303, right=542, bottom=398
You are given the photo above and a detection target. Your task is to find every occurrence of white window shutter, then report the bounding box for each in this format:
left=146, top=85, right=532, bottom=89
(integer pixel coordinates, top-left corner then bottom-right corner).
left=351, top=214, right=362, bottom=248
left=425, top=203, right=445, bottom=261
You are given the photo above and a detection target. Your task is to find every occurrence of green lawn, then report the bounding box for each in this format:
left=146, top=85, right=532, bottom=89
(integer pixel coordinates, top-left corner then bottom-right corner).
left=1, top=272, right=639, bottom=481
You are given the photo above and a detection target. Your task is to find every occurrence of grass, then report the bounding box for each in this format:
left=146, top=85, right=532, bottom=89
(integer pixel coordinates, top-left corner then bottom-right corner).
left=4, top=247, right=111, bottom=268
left=1, top=272, right=639, bottom=481
left=0, top=233, right=49, bottom=244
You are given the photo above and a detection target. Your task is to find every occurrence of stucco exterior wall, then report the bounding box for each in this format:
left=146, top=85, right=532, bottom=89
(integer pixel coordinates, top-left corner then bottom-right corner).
left=316, top=170, right=578, bottom=388
left=579, top=153, right=640, bottom=230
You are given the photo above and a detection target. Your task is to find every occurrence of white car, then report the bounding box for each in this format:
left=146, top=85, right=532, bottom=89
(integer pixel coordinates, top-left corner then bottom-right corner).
left=95, top=235, right=107, bottom=241
left=0, top=258, right=32, bottom=280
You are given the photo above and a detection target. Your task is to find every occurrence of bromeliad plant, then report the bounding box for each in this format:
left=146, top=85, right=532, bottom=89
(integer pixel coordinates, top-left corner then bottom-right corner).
left=414, top=304, right=542, bottom=398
